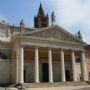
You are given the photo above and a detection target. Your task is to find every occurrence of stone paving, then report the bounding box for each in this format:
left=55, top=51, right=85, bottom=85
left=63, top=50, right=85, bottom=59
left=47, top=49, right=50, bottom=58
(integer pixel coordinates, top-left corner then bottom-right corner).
left=0, top=85, right=90, bottom=90
left=26, top=86, right=90, bottom=90
left=28, top=86, right=90, bottom=90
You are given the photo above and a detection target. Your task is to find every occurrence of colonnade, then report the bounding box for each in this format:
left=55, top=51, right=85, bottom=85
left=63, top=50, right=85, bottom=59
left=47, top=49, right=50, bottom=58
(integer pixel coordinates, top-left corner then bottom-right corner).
left=16, top=46, right=88, bottom=83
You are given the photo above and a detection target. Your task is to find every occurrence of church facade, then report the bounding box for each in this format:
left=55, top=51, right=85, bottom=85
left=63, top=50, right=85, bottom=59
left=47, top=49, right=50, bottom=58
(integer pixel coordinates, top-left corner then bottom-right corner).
left=0, top=4, right=88, bottom=84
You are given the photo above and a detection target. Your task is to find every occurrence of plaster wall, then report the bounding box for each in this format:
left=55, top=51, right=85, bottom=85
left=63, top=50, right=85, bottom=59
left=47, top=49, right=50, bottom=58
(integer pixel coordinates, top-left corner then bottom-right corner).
left=0, top=60, right=11, bottom=83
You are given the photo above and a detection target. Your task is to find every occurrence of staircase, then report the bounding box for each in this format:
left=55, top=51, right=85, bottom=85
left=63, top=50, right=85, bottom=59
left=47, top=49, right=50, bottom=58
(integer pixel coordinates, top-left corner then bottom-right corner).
left=20, top=81, right=90, bottom=88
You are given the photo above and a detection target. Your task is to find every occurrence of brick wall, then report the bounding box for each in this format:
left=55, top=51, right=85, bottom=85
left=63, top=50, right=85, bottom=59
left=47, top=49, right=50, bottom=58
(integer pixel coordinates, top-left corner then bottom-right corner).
left=85, top=45, right=90, bottom=79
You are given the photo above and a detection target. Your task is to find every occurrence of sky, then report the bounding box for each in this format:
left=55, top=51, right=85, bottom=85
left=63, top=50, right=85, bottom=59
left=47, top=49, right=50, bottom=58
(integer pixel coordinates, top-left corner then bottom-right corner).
left=0, top=0, right=90, bottom=44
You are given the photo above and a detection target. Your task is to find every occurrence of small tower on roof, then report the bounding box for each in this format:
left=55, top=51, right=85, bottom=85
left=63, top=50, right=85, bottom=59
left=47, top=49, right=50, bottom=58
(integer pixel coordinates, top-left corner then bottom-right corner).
left=34, top=3, right=49, bottom=28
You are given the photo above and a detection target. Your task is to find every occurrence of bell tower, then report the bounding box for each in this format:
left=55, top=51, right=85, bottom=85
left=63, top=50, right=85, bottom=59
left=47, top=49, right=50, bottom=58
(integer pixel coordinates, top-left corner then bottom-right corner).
left=34, top=3, right=49, bottom=28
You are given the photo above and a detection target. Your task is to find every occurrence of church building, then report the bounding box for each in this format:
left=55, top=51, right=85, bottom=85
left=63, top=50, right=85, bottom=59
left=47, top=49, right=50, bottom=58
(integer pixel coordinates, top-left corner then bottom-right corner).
left=0, top=4, right=88, bottom=84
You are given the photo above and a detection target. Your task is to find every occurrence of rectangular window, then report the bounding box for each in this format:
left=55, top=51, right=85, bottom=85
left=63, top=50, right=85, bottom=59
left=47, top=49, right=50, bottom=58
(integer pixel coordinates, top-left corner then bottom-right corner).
left=76, top=57, right=80, bottom=63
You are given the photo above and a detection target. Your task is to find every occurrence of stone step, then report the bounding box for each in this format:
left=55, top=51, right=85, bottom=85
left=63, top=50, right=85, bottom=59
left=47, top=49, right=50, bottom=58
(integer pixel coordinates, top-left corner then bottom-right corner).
left=20, top=81, right=90, bottom=88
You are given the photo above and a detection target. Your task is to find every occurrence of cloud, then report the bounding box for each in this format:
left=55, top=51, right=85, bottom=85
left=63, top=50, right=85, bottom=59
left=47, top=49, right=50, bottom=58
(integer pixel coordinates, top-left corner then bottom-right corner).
left=47, top=0, right=90, bottom=44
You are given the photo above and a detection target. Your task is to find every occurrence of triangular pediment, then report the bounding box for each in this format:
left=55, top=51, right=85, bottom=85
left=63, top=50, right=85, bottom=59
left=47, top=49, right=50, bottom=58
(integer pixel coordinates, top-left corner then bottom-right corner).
left=23, top=25, right=84, bottom=44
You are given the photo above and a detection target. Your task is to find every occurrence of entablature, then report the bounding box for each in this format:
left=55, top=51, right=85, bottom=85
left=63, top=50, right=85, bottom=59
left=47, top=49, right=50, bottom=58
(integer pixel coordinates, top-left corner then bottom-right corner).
left=15, top=36, right=86, bottom=51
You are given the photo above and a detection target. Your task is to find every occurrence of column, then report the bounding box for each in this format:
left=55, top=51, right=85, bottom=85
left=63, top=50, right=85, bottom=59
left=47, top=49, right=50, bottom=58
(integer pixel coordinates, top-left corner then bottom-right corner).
left=81, top=51, right=88, bottom=81
left=48, top=48, right=53, bottom=83
left=16, top=46, right=19, bottom=83
left=60, top=49, right=66, bottom=82
left=16, top=46, right=24, bottom=83
left=71, top=50, right=77, bottom=81
left=19, top=47, right=24, bottom=83
left=35, top=47, right=39, bottom=83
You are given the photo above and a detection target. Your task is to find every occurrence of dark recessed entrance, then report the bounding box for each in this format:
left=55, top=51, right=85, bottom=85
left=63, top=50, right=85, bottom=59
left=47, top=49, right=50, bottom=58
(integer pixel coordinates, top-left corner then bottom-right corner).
left=24, top=69, right=26, bottom=83
left=42, top=63, right=49, bottom=82
left=65, top=70, right=70, bottom=81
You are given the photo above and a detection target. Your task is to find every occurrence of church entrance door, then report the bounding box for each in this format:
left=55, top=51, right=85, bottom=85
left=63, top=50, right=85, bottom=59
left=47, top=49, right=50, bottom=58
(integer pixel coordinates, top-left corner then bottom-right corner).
left=42, top=63, right=49, bottom=82
left=24, top=69, right=26, bottom=83
left=65, top=70, right=70, bottom=81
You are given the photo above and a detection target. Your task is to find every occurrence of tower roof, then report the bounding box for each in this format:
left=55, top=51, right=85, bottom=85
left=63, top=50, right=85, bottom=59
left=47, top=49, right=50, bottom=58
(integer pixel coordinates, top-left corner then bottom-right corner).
left=38, top=3, right=45, bottom=16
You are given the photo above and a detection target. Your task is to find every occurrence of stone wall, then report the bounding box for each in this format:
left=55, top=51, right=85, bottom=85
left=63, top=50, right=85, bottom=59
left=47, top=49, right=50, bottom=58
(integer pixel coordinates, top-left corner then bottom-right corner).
left=76, top=63, right=81, bottom=81
left=0, top=60, right=11, bottom=84
left=25, top=62, right=35, bottom=83
left=25, top=60, right=81, bottom=82
left=24, top=60, right=62, bottom=83
left=11, top=61, right=16, bottom=83
left=11, top=59, right=81, bottom=83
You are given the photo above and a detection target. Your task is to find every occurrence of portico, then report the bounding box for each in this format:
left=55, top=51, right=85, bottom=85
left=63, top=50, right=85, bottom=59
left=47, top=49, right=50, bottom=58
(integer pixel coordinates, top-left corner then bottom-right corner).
left=15, top=25, right=88, bottom=84
left=15, top=43, right=87, bottom=83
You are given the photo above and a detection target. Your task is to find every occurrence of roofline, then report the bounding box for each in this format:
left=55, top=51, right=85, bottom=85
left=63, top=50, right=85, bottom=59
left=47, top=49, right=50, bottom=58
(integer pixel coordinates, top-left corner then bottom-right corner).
left=0, top=21, right=37, bottom=30
left=10, top=25, right=36, bottom=30
left=55, top=25, right=86, bottom=44
left=21, top=25, right=86, bottom=44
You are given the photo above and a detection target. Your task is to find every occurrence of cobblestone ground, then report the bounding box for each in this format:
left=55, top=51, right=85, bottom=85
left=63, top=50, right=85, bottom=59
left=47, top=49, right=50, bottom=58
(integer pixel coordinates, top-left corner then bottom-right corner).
left=0, top=85, right=90, bottom=90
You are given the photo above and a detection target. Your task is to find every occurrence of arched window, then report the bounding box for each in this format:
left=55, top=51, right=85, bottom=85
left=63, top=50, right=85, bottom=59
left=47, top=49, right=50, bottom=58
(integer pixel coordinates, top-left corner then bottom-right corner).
left=0, top=52, right=7, bottom=59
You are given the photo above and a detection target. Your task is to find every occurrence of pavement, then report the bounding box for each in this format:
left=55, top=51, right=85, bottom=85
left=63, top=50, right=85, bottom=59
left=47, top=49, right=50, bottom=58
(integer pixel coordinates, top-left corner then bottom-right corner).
left=0, top=85, right=90, bottom=90
left=27, top=85, right=90, bottom=90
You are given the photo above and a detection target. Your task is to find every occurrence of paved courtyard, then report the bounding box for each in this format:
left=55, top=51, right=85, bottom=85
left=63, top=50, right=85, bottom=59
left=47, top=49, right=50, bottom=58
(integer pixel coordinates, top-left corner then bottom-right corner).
left=28, top=86, right=90, bottom=90
left=0, top=85, right=90, bottom=90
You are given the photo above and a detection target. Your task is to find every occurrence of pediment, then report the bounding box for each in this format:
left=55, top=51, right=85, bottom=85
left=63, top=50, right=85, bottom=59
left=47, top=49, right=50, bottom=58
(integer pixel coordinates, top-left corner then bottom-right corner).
left=23, top=25, right=84, bottom=44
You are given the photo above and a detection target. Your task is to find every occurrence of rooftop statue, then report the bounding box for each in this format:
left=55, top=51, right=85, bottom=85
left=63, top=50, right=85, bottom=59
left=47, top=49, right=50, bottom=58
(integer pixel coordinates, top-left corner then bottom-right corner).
left=51, top=11, right=56, bottom=26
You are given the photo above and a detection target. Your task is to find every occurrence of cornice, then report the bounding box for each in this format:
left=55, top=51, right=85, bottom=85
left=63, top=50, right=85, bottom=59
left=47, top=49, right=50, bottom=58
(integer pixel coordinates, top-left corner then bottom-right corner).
left=16, top=36, right=85, bottom=51
left=20, top=36, right=86, bottom=46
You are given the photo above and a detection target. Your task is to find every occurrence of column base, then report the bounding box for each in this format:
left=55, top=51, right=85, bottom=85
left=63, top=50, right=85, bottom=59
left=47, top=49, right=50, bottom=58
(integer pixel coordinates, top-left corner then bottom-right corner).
left=49, top=81, right=53, bottom=83
left=73, top=79, right=78, bottom=82
left=83, top=78, right=88, bottom=81
left=35, top=81, right=40, bottom=83
left=19, top=81, right=24, bottom=84
left=61, top=80, right=66, bottom=82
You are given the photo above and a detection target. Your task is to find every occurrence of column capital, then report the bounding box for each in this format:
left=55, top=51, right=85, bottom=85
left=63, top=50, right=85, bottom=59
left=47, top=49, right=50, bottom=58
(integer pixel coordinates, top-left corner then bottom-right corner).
left=21, top=45, right=26, bottom=48
left=32, top=46, right=40, bottom=49
left=60, top=48, right=64, bottom=51
left=81, top=50, right=86, bottom=53
left=71, top=49, right=75, bottom=52
left=16, top=43, right=24, bottom=48
left=48, top=47, right=53, bottom=50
